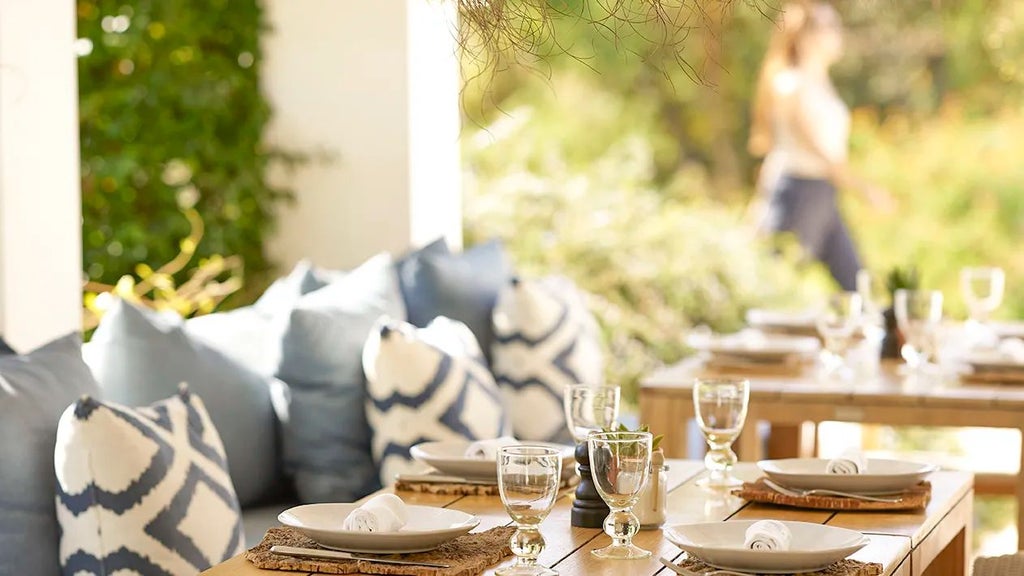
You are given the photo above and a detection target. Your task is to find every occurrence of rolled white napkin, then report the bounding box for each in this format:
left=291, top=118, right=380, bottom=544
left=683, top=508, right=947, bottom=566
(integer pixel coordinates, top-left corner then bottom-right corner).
left=342, top=493, right=408, bottom=533
left=826, top=449, right=868, bottom=475
left=464, top=436, right=518, bottom=459
left=744, top=519, right=792, bottom=551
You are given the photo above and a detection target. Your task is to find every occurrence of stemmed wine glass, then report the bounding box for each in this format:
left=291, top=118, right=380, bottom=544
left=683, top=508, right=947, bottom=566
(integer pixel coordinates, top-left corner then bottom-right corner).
left=497, top=446, right=563, bottom=576
left=816, top=292, right=863, bottom=376
left=693, top=378, right=750, bottom=487
left=961, top=267, right=1005, bottom=325
left=894, top=289, right=943, bottom=372
left=563, top=385, right=620, bottom=442
left=587, top=431, right=652, bottom=560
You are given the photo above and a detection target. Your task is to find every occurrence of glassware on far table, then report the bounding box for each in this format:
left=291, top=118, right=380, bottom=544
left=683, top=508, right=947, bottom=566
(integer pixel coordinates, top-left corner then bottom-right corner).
left=961, top=266, right=1005, bottom=324
left=587, top=431, right=653, bottom=560
left=894, top=289, right=943, bottom=372
left=816, top=292, right=863, bottom=376
left=496, top=446, right=563, bottom=576
left=563, top=385, right=620, bottom=443
left=693, top=378, right=750, bottom=488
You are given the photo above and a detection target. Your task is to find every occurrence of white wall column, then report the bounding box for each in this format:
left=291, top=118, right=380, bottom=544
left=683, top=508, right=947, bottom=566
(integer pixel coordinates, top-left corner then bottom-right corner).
left=263, top=0, right=462, bottom=271
left=0, top=0, right=83, bottom=351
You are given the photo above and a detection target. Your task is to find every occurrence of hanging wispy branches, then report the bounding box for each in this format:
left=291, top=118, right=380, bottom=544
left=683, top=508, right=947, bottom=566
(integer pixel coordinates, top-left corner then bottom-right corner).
left=457, top=0, right=783, bottom=87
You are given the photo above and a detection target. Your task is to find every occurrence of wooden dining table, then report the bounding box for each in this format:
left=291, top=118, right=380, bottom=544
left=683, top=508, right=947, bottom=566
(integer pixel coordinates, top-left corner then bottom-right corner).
left=641, top=357, right=1023, bottom=547
left=202, top=460, right=973, bottom=576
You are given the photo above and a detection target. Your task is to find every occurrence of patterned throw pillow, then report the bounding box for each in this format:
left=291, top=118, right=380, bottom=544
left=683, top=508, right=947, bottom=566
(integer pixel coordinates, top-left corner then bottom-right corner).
left=362, top=317, right=507, bottom=484
left=491, top=276, right=605, bottom=443
left=55, top=387, right=244, bottom=576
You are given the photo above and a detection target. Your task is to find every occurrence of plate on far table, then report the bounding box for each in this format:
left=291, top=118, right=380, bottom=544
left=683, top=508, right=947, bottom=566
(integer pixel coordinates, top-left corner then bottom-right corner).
left=410, top=440, right=576, bottom=480
left=687, top=331, right=820, bottom=361
left=758, top=458, right=938, bottom=493
left=665, top=520, right=869, bottom=574
left=278, top=503, right=479, bottom=554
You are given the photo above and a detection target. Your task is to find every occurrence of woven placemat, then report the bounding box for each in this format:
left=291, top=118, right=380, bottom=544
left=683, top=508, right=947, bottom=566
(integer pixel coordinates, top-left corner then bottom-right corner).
left=395, top=474, right=578, bottom=496
left=732, top=478, right=930, bottom=511
left=670, top=555, right=882, bottom=576
left=961, top=369, right=1024, bottom=385
left=245, top=526, right=514, bottom=575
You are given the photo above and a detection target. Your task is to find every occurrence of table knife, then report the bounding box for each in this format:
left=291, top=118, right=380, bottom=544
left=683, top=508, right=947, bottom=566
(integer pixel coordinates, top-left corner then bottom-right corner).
left=270, top=545, right=451, bottom=568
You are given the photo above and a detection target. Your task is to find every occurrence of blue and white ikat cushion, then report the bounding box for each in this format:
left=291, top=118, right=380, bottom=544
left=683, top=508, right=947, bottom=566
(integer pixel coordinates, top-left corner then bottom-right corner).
left=54, top=387, right=244, bottom=576
left=362, top=316, right=508, bottom=484
left=491, top=276, right=605, bottom=443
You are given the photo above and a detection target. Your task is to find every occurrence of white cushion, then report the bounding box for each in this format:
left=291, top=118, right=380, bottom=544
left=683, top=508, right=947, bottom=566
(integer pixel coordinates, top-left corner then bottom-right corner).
left=363, top=316, right=507, bottom=484
left=491, top=276, right=604, bottom=442
left=55, top=388, right=245, bottom=575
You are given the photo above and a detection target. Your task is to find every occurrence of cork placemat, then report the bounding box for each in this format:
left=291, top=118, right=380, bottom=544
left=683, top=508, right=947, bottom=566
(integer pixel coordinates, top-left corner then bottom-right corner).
left=245, top=526, right=514, bottom=575
left=702, top=354, right=814, bottom=377
left=961, top=369, right=1024, bottom=385
left=669, top=555, right=882, bottom=576
left=732, top=478, right=930, bottom=511
left=395, top=474, right=578, bottom=496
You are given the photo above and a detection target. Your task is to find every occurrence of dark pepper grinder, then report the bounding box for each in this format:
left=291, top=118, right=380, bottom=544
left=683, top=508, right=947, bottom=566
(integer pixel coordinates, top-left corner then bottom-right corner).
left=571, top=439, right=609, bottom=528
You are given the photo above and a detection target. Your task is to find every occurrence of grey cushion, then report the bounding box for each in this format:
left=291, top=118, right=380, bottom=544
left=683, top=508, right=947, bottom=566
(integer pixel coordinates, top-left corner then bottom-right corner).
left=87, top=299, right=280, bottom=506
left=255, top=259, right=332, bottom=315
left=404, top=239, right=513, bottom=362
left=277, top=253, right=406, bottom=503
left=0, top=333, right=99, bottom=576
left=395, top=237, right=449, bottom=309
left=185, top=306, right=280, bottom=377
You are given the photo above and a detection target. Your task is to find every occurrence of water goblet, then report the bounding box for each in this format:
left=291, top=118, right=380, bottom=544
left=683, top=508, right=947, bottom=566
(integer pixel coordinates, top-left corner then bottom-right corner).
left=693, top=378, right=750, bottom=488
left=564, top=385, right=620, bottom=442
left=894, top=289, right=943, bottom=372
left=587, top=431, right=652, bottom=560
left=961, top=267, right=1005, bottom=324
left=563, top=385, right=620, bottom=528
left=816, top=292, right=863, bottom=376
left=497, top=446, right=563, bottom=576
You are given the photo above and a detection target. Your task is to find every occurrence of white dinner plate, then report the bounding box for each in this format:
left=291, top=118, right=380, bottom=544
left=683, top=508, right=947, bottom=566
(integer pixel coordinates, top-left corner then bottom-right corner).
left=964, top=350, right=1024, bottom=372
left=687, top=331, right=820, bottom=360
left=665, top=520, right=869, bottom=574
left=758, top=458, right=938, bottom=493
left=746, top=308, right=819, bottom=330
left=410, top=440, right=576, bottom=480
left=990, top=321, right=1024, bottom=340
left=278, top=503, right=479, bottom=553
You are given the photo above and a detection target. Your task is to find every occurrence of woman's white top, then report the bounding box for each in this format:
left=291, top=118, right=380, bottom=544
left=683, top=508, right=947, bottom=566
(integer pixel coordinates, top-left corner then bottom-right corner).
left=767, top=68, right=850, bottom=180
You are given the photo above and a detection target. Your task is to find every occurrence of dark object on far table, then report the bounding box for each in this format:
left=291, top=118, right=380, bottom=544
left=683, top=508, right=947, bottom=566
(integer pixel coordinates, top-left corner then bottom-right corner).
left=881, top=307, right=902, bottom=360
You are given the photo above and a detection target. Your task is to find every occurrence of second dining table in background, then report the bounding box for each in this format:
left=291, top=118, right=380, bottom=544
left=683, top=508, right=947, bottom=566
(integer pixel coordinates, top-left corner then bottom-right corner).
left=641, top=357, right=1024, bottom=548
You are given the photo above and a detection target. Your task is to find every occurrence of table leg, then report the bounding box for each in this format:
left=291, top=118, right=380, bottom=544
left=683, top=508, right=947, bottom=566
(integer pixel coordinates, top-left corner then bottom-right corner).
left=1018, top=428, right=1024, bottom=550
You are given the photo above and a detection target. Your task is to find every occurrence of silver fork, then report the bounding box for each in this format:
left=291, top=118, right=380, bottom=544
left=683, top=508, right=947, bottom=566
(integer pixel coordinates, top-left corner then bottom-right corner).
left=659, top=556, right=751, bottom=576
left=763, top=479, right=903, bottom=503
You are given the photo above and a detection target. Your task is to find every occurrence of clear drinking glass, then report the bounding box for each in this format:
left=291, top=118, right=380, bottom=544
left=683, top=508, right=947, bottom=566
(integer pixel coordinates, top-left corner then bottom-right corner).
left=693, top=378, right=750, bottom=487
left=587, top=431, right=653, bottom=560
left=894, top=289, right=944, bottom=371
left=497, top=446, right=563, bottom=576
left=855, top=268, right=887, bottom=317
left=816, top=292, right=863, bottom=375
left=563, top=385, right=620, bottom=443
left=961, top=267, right=1005, bottom=324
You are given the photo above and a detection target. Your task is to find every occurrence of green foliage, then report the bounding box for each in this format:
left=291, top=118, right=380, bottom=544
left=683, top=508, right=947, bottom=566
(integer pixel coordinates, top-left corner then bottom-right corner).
left=604, top=423, right=664, bottom=452
left=885, top=266, right=920, bottom=296
left=463, top=73, right=825, bottom=403
left=77, top=0, right=294, bottom=304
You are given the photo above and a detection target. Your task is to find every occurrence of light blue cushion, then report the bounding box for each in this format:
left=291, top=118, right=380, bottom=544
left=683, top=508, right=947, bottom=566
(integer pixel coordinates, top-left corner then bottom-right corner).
left=403, top=239, right=513, bottom=364
left=0, top=333, right=99, bottom=576
left=395, top=237, right=449, bottom=308
left=277, top=253, right=406, bottom=503
left=185, top=306, right=280, bottom=377
left=87, top=299, right=280, bottom=506
left=55, top=388, right=244, bottom=574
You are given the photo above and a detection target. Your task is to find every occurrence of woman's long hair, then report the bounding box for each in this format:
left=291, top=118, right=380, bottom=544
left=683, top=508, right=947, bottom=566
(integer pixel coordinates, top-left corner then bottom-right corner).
left=748, top=1, right=818, bottom=158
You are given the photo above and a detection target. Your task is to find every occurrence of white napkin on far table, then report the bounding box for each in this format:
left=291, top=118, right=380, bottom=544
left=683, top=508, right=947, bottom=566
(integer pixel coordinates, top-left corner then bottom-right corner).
left=744, top=519, right=792, bottom=551
left=464, top=436, right=518, bottom=459
left=342, top=493, right=408, bottom=532
left=826, top=449, right=868, bottom=475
